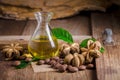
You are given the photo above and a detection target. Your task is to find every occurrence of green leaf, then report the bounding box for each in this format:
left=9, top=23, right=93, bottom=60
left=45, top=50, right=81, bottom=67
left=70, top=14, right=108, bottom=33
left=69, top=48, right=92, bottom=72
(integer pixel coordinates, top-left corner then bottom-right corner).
left=100, top=47, right=105, bottom=53
left=80, top=38, right=96, bottom=48
left=32, top=57, right=40, bottom=61
left=16, top=60, right=30, bottom=69
left=52, top=28, right=73, bottom=44
left=15, top=57, right=39, bottom=69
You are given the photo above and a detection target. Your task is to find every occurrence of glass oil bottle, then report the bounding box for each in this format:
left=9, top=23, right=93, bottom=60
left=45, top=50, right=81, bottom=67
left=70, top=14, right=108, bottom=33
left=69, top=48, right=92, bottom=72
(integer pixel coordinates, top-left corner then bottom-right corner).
left=28, top=12, right=59, bottom=59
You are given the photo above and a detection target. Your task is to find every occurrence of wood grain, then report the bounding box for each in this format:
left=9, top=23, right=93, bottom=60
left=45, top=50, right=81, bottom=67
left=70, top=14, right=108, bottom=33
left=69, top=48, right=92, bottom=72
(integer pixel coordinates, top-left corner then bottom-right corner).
left=50, top=14, right=91, bottom=35
left=91, top=13, right=120, bottom=80
left=0, top=19, right=27, bottom=35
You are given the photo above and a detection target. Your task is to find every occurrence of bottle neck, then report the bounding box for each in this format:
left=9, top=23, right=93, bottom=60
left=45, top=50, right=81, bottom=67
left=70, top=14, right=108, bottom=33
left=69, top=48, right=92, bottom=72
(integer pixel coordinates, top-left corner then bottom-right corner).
left=35, top=12, right=51, bottom=29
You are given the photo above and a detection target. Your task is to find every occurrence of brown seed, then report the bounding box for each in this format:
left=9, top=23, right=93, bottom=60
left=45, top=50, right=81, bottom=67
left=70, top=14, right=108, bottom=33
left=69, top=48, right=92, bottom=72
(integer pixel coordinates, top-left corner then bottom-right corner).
left=18, top=56, right=26, bottom=60
left=50, top=57, right=54, bottom=60
left=25, top=57, right=32, bottom=62
left=59, top=53, right=65, bottom=58
left=63, top=64, right=68, bottom=69
left=59, top=60, right=64, bottom=64
left=57, top=58, right=64, bottom=64
left=78, top=65, right=86, bottom=70
left=49, top=60, right=56, bottom=65
left=59, top=58, right=64, bottom=61
left=52, top=56, right=59, bottom=61
left=86, top=64, right=94, bottom=69
left=51, top=61, right=57, bottom=68
left=13, top=61, right=21, bottom=66
left=58, top=64, right=67, bottom=72
left=45, top=58, right=50, bottom=64
left=54, top=63, right=62, bottom=69
left=68, top=66, right=78, bottom=72
left=37, top=60, right=45, bottom=65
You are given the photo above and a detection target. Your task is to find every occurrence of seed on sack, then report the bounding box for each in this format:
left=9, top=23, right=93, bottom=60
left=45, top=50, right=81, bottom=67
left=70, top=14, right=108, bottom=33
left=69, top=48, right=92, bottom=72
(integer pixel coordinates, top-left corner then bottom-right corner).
left=37, top=60, right=45, bottom=65
left=49, top=60, right=56, bottom=66
left=45, top=58, right=50, bottom=64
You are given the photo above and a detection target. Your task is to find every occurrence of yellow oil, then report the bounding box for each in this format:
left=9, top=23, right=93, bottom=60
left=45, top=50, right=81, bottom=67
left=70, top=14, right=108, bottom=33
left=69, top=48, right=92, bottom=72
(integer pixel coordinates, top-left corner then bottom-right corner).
left=28, top=36, right=59, bottom=59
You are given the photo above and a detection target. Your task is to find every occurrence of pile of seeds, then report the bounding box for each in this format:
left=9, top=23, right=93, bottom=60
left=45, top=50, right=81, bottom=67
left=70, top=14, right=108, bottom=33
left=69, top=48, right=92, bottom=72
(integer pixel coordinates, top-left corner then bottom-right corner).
left=11, top=39, right=103, bottom=71
left=37, top=56, right=95, bottom=73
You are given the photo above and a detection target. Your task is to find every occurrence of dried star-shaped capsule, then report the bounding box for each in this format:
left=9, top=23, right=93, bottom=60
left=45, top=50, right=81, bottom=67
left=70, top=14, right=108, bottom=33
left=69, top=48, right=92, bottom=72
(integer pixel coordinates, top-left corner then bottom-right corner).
left=81, top=40, right=102, bottom=63
left=1, top=43, right=23, bottom=60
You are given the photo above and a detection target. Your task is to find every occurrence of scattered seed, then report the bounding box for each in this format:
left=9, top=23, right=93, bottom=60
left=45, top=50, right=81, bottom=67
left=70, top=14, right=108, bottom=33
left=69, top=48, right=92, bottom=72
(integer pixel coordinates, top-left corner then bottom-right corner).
left=45, top=58, right=50, bottom=64
left=18, top=56, right=26, bottom=60
left=52, top=56, right=60, bottom=61
left=68, top=65, right=78, bottom=72
left=86, top=64, right=94, bottom=69
left=37, top=60, right=45, bottom=65
left=25, top=57, right=32, bottom=62
left=58, top=64, right=67, bottom=72
left=54, top=63, right=61, bottom=69
left=13, top=61, right=21, bottom=66
left=78, top=65, right=86, bottom=70
left=49, top=60, right=56, bottom=65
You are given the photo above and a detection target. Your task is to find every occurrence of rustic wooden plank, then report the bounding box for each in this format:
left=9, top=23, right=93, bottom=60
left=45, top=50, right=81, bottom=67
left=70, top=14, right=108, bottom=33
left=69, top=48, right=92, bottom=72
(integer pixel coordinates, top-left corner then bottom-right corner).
left=22, top=14, right=91, bottom=35
left=91, top=13, right=120, bottom=80
left=0, top=35, right=97, bottom=80
left=0, top=36, right=29, bottom=49
left=51, top=14, right=91, bottom=35
left=0, top=19, right=27, bottom=35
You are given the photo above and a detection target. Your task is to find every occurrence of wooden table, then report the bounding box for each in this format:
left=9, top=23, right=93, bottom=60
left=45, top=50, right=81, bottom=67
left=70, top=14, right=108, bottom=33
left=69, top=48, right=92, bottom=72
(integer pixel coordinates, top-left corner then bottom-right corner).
left=0, top=8, right=120, bottom=80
